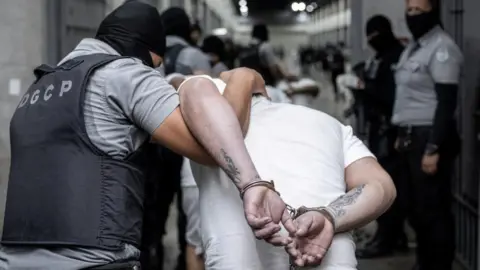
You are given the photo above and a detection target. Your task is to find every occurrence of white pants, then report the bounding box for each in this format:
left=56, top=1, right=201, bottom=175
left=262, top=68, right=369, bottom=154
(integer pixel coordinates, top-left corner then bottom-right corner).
left=182, top=186, right=203, bottom=255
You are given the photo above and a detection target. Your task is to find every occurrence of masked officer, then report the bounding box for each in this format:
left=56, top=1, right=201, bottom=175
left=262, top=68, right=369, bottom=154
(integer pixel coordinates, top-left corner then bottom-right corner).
left=0, top=2, right=294, bottom=269
left=149, top=7, right=212, bottom=270
left=393, top=0, right=463, bottom=269
left=160, top=7, right=211, bottom=76
left=356, top=15, right=408, bottom=259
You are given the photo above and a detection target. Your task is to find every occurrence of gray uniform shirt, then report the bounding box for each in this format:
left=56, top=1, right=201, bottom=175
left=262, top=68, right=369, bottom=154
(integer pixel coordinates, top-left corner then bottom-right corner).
left=392, top=26, right=463, bottom=126
left=0, top=38, right=180, bottom=269
left=211, top=62, right=229, bottom=77
left=166, top=36, right=212, bottom=75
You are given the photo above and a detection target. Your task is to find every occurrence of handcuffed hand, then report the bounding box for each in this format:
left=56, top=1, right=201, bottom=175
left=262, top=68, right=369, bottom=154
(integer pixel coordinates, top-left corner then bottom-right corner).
left=242, top=185, right=296, bottom=246
left=286, top=211, right=335, bottom=267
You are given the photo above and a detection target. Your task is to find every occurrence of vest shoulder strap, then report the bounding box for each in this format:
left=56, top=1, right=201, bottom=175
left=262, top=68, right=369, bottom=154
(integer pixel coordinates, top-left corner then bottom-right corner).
left=164, top=44, right=187, bottom=75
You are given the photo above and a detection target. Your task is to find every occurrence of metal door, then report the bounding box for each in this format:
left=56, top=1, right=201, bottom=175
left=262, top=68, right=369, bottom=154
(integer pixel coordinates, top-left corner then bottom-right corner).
left=47, top=0, right=106, bottom=63
left=442, top=0, right=480, bottom=268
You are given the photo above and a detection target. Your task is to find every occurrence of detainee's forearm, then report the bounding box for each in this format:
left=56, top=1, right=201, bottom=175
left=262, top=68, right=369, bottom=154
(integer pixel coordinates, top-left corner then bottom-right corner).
left=222, top=69, right=257, bottom=135
left=327, top=182, right=395, bottom=233
left=179, top=77, right=260, bottom=189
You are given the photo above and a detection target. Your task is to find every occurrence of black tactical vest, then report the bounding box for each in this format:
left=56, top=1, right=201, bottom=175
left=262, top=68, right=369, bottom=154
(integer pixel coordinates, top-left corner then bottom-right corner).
left=3, top=54, right=151, bottom=251
left=238, top=43, right=276, bottom=86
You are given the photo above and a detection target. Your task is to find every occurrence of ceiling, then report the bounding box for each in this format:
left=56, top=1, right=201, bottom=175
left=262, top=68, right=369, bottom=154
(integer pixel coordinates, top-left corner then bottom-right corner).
left=230, top=0, right=333, bottom=24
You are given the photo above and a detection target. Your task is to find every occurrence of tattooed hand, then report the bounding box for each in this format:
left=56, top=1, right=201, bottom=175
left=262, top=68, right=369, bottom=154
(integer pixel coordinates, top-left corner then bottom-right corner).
left=242, top=185, right=297, bottom=246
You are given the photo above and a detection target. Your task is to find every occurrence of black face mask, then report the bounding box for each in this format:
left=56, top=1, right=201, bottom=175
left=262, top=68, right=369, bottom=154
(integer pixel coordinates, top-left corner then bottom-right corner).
left=368, top=34, right=392, bottom=53
left=96, top=1, right=166, bottom=68
left=406, top=11, right=439, bottom=40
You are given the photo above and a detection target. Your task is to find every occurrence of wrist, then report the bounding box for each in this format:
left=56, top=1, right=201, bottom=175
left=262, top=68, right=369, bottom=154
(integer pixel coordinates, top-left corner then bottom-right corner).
left=298, top=206, right=337, bottom=232
left=239, top=179, right=278, bottom=199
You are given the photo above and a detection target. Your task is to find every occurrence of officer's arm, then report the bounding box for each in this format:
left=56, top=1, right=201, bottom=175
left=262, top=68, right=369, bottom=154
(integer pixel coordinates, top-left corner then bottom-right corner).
left=153, top=70, right=264, bottom=190
left=428, top=45, right=463, bottom=148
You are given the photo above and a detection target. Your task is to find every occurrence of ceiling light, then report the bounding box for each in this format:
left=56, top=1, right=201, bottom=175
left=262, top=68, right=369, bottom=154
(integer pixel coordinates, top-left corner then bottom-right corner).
left=239, top=0, right=247, bottom=6
left=311, top=2, right=317, bottom=8
left=240, top=5, right=248, bottom=13
left=298, top=2, right=306, bottom=11
left=291, top=2, right=299, bottom=12
left=306, top=5, right=314, bottom=12
left=241, top=11, right=248, bottom=17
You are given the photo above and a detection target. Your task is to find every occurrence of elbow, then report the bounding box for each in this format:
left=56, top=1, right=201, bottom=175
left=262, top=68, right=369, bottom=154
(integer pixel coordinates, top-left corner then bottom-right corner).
left=381, top=175, right=397, bottom=210
left=179, top=77, right=218, bottom=105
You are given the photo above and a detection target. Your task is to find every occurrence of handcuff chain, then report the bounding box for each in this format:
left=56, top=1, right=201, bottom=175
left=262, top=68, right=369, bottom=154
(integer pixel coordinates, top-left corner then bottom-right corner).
left=286, top=203, right=298, bottom=270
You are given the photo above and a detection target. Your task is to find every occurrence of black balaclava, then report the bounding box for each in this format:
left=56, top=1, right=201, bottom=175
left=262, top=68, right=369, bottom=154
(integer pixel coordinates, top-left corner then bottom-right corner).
left=366, top=15, right=399, bottom=54
left=160, top=7, right=193, bottom=44
left=405, top=4, right=441, bottom=40
left=252, top=24, right=269, bottom=42
left=95, top=1, right=166, bottom=68
left=201, top=35, right=226, bottom=64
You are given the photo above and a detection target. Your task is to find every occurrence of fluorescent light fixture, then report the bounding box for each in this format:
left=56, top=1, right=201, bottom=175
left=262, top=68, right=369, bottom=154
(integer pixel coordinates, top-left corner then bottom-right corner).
left=298, top=2, right=306, bottom=11
left=212, top=28, right=228, bottom=36
left=306, top=5, right=314, bottom=12
left=239, top=0, right=247, bottom=6
left=291, top=2, right=299, bottom=11
left=240, top=5, right=248, bottom=13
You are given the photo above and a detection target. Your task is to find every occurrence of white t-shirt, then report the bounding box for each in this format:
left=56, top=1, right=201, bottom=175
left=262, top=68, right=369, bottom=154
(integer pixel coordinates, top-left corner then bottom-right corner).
left=180, top=76, right=374, bottom=270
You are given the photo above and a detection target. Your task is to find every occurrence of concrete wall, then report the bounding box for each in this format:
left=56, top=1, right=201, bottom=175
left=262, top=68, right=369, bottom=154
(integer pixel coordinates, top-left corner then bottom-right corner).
left=0, top=0, right=49, bottom=231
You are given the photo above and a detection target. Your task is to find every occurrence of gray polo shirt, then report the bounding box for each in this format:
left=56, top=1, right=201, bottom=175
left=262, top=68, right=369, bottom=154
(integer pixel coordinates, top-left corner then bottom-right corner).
left=392, top=26, right=463, bottom=126
left=166, top=36, right=212, bottom=75
left=212, top=62, right=229, bottom=77
left=0, top=38, right=180, bottom=269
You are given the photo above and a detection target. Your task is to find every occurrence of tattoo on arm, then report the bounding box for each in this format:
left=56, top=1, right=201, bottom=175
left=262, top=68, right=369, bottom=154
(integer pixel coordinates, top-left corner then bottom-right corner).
left=220, top=148, right=262, bottom=186
left=220, top=149, right=241, bottom=184
left=328, top=185, right=366, bottom=218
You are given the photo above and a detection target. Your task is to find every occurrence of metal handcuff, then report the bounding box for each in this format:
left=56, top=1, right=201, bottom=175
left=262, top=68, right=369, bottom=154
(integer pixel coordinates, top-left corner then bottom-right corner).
left=240, top=180, right=336, bottom=269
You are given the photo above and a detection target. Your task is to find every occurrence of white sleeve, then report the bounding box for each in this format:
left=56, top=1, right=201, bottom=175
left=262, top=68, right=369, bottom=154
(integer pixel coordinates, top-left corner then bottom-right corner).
left=177, top=75, right=226, bottom=94
left=342, top=125, right=375, bottom=168
left=181, top=158, right=198, bottom=187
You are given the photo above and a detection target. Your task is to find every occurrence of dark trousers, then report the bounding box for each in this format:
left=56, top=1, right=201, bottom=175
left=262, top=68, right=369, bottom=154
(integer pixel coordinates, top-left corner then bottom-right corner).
left=369, top=123, right=407, bottom=245
left=397, top=126, right=457, bottom=270
left=141, top=146, right=186, bottom=270
left=330, top=69, right=343, bottom=96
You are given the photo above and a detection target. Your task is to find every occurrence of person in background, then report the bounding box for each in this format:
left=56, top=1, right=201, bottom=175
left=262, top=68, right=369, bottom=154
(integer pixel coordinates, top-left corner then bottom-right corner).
left=201, top=35, right=229, bottom=77
left=238, top=24, right=296, bottom=87
left=190, top=22, right=203, bottom=47
left=325, top=43, right=346, bottom=101
left=355, top=14, right=408, bottom=259
left=223, top=38, right=237, bottom=69
left=160, top=7, right=211, bottom=75
left=158, top=8, right=211, bottom=270
left=393, top=0, right=463, bottom=269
